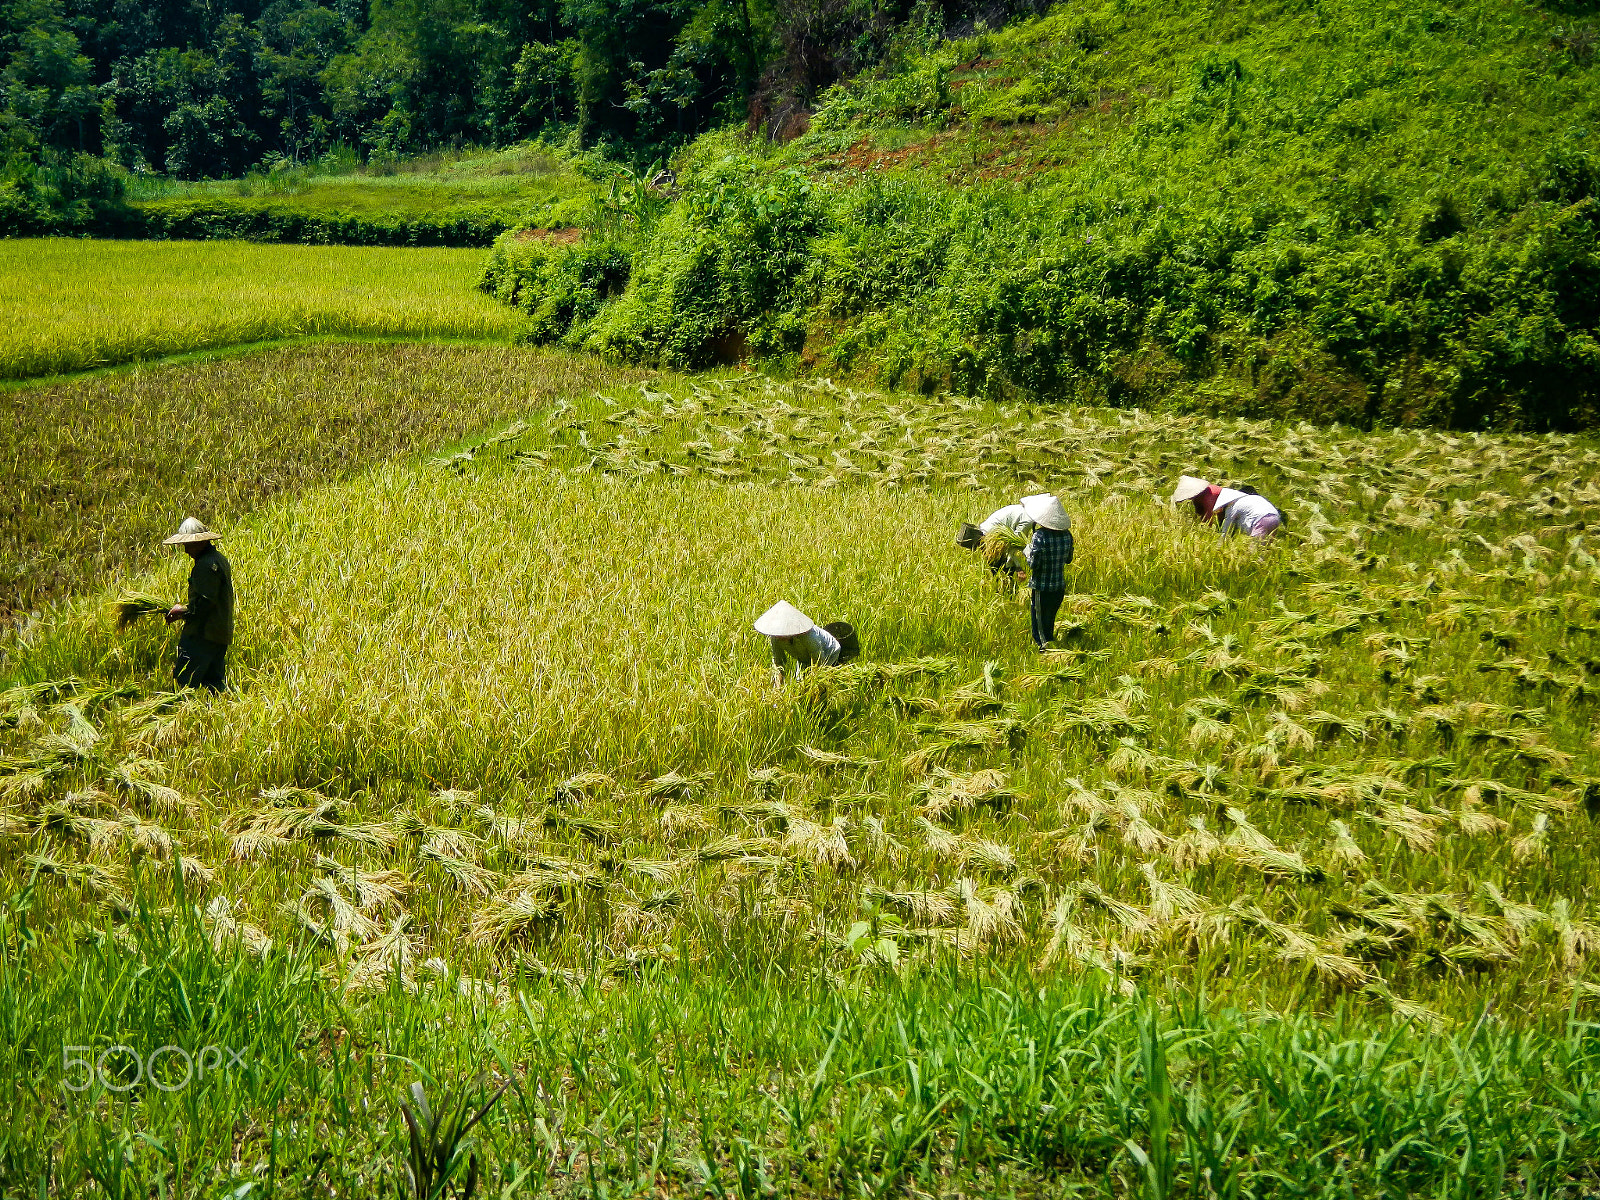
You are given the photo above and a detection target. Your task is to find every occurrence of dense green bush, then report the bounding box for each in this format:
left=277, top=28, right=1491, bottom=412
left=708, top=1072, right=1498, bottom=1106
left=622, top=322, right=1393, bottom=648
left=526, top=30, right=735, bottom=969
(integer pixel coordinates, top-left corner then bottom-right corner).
left=119, top=200, right=514, bottom=247
left=0, top=151, right=128, bottom=236
left=478, top=232, right=631, bottom=340
left=481, top=152, right=822, bottom=366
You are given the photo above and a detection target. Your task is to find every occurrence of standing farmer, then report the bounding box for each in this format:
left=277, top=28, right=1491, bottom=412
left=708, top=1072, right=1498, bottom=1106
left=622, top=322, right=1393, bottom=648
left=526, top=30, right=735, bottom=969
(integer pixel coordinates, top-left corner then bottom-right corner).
left=1022, top=494, right=1074, bottom=650
left=163, top=518, right=233, bottom=692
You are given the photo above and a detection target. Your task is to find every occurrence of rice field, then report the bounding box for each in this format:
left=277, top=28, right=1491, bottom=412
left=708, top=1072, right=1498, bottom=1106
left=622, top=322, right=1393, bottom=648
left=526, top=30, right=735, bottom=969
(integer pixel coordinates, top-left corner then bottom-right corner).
left=5, top=372, right=1600, bottom=1195
left=0, top=342, right=660, bottom=620
left=0, top=239, right=531, bottom=381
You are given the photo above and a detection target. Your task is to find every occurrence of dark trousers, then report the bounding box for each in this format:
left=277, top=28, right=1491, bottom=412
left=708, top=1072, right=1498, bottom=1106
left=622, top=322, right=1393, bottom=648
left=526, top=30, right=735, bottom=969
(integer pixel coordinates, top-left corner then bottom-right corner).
left=175, top=637, right=227, bottom=692
left=1030, top=588, right=1065, bottom=648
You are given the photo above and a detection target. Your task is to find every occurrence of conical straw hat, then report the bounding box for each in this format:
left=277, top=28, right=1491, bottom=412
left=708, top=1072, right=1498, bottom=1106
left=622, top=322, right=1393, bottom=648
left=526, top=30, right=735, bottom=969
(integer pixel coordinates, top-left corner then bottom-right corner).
left=754, top=601, right=815, bottom=637
left=1171, top=475, right=1210, bottom=503
left=1021, top=493, right=1071, bottom=531
left=162, top=517, right=222, bottom=545
left=1213, top=488, right=1247, bottom=511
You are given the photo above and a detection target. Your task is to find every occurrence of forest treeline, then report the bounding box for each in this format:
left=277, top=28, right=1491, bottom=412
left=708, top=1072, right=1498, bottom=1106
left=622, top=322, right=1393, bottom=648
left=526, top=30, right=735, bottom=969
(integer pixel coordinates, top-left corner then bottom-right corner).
left=0, top=0, right=1041, bottom=179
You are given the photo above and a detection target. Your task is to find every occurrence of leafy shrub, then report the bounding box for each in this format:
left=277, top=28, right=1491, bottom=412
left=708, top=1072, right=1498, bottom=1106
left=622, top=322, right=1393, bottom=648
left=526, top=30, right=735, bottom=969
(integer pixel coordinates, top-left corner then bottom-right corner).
left=478, top=233, right=630, bottom=343
left=122, top=201, right=512, bottom=247
left=0, top=150, right=128, bottom=236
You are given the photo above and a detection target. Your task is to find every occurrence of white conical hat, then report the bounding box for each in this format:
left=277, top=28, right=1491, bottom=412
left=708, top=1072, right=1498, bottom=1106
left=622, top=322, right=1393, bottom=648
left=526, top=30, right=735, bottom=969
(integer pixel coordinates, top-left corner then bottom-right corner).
left=1171, top=475, right=1210, bottom=503
left=162, top=517, right=222, bottom=545
left=1021, top=493, right=1071, bottom=531
left=754, top=601, right=815, bottom=637
left=1213, top=488, right=1247, bottom=511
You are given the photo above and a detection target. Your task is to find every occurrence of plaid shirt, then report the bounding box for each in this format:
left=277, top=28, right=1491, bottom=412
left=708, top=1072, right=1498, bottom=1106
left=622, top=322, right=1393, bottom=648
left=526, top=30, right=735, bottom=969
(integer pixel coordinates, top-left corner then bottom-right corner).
left=1025, top=527, right=1074, bottom=591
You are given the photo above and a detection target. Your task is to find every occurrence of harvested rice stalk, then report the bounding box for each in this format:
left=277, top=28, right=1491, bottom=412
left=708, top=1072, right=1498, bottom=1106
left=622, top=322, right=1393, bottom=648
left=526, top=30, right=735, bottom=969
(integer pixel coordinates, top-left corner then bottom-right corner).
left=1512, top=813, right=1551, bottom=862
left=601, top=854, right=685, bottom=884
left=23, top=851, right=124, bottom=898
left=1077, top=880, right=1151, bottom=935
left=961, top=837, right=1018, bottom=877
left=660, top=805, right=713, bottom=841
left=1222, top=808, right=1276, bottom=853
left=342, top=916, right=420, bottom=994
left=548, top=772, right=613, bottom=803
left=314, top=854, right=409, bottom=911
left=1363, top=803, right=1444, bottom=852
left=1479, top=883, right=1546, bottom=942
left=1327, top=820, right=1368, bottom=869
left=430, top=788, right=479, bottom=816
left=291, top=876, right=379, bottom=955
left=394, top=812, right=483, bottom=857
left=783, top=816, right=855, bottom=869
left=798, top=746, right=879, bottom=772
left=864, top=884, right=959, bottom=927
left=1454, top=796, right=1510, bottom=836
left=858, top=815, right=905, bottom=859
left=1139, top=863, right=1207, bottom=928
left=203, top=897, right=271, bottom=958
left=1039, top=892, right=1090, bottom=969
left=421, top=841, right=499, bottom=896
left=34, top=801, right=120, bottom=852
left=177, top=856, right=214, bottom=889
left=1361, top=981, right=1448, bottom=1030
left=644, top=771, right=709, bottom=801
left=903, top=718, right=1028, bottom=774
left=692, top=834, right=778, bottom=864
left=1168, top=816, right=1222, bottom=870
left=747, top=766, right=806, bottom=796
left=114, top=813, right=176, bottom=860
left=110, top=593, right=169, bottom=630
left=108, top=758, right=186, bottom=812
left=958, top=878, right=1023, bottom=948
left=468, top=887, right=560, bottom=948
left=543, top=810, right=620, bottom=845
left=914, top=816, right=961, bottom=859
left=915, top=767, right=1014, bottom=821
left=1551, top=897, right=1598, bottom=968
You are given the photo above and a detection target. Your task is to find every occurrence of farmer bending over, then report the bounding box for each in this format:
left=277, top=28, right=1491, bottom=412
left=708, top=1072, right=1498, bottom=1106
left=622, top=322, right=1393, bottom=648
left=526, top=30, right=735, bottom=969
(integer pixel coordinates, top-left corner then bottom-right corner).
left=957, top=496, right=1052, bottom=580
left=163, top=518, right=234, bottom=692
left=756, top=601, right=858, bottom=688
left=1022, top=494, right=1074, bottom=650
left=1171, top=476, right=1282, bottom=539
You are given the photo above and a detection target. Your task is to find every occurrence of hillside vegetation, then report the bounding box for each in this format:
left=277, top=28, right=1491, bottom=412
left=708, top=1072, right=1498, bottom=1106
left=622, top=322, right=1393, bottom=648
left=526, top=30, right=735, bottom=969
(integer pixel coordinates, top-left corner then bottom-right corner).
left=5, top=362, right=1600, bottom=1192
left=483, top=0, right=1600, bottom=431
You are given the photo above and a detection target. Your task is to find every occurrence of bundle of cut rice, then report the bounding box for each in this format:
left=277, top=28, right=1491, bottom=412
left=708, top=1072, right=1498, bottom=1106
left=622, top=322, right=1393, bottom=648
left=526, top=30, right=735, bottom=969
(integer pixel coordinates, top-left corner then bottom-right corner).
left=110, top=593, right=169, bottom=631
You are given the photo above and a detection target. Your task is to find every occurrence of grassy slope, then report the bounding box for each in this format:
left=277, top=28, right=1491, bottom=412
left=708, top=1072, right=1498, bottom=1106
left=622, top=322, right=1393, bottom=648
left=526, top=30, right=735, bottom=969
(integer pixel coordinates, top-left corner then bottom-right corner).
left=787, top=0, right=1600, bottom=424
left=0, top=342, right=661, bottom=619
left=4, top=359, right=1600, bottom=1193
left=488, top=0, right=1600, bottom=429
left=0, top=239, right=531, bottom=381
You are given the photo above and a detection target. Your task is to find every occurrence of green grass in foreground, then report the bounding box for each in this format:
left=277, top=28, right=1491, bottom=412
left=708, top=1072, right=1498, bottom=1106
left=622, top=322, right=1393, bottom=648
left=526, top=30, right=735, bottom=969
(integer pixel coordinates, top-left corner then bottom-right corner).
left=0, top=342, right=660, bottom=620
left=5, top=366, right=1600, bottom=1193
left=0, top=239, right=531, bottom=381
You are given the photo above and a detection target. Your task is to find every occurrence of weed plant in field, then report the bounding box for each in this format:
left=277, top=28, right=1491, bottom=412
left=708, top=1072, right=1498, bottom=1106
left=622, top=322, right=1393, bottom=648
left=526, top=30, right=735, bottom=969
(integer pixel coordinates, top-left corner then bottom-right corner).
left=0, top=342, right=663, bottom=618
left=7, top=373, right=1600, bottom=1194
left=0, top=239, right=532, bottom=381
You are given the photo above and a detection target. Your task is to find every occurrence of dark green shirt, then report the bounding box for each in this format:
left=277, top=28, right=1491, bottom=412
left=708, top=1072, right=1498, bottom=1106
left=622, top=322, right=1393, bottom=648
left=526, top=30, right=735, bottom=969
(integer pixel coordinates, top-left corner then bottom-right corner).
left=184, top=547, right=234, bottom=646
